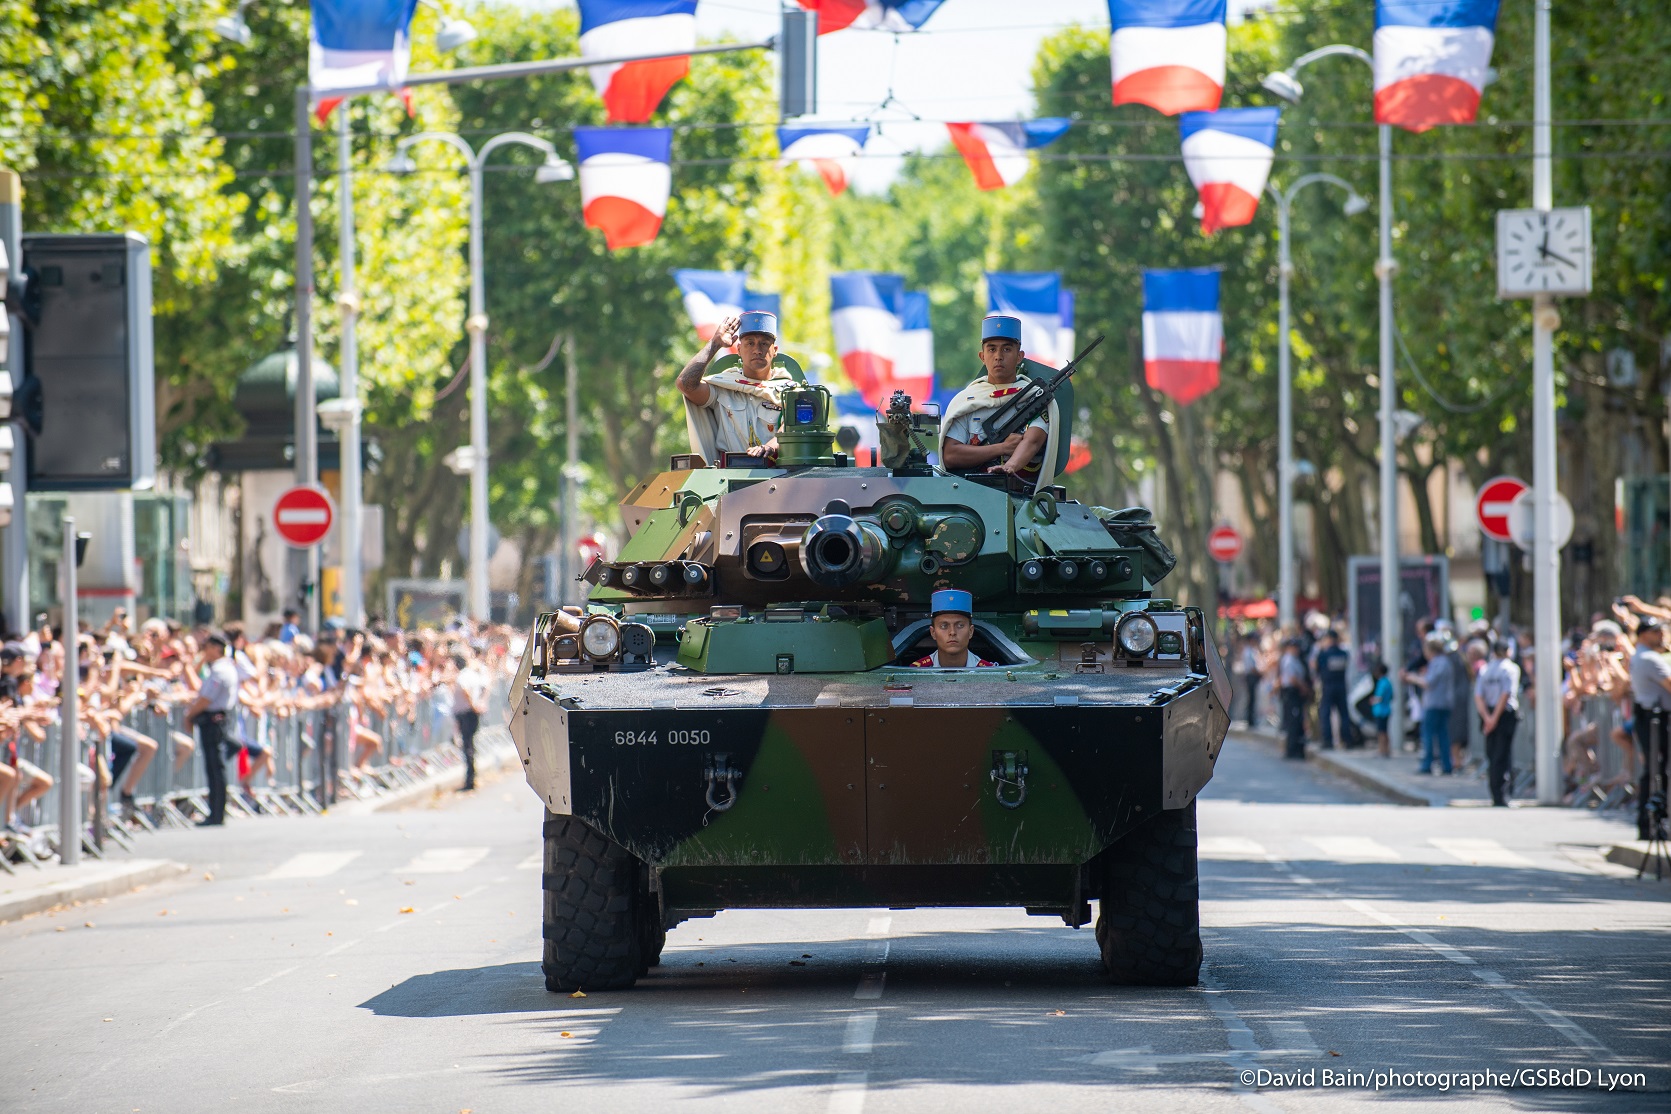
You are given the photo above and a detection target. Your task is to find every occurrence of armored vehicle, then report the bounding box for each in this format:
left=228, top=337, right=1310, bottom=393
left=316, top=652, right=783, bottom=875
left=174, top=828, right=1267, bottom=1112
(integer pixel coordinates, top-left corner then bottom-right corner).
left=508, top=355, right=1231, bottom=990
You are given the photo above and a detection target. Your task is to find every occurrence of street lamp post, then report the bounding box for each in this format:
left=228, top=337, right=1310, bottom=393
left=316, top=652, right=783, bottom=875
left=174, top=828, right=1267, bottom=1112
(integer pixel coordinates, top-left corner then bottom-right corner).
left=1263, top=45, right=1403, bottom=745
left=1263, top=175, right=1369, bottom=633
left=387, top=132, right=573, bottom=622
left=336, top=105, right=364, bottom=627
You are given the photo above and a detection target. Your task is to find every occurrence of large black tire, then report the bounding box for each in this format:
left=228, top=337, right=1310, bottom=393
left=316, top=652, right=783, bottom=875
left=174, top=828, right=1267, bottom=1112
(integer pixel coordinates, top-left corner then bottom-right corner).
left=1096, top=800, right=1203, bottom=986
left=542, top=815, right=647, bottom=991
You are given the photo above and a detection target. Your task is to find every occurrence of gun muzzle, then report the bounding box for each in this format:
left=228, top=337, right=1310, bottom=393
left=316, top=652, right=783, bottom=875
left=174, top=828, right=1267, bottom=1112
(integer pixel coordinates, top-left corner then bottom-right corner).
left=799, top=514, right=892, bottom=589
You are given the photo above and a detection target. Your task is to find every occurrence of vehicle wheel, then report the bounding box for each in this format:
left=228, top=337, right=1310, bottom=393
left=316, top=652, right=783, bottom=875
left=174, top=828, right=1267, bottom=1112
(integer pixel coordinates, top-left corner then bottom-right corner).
left=1096, top=800, right=1202, bottom=987
left=541, top=814, right=645, bottom=991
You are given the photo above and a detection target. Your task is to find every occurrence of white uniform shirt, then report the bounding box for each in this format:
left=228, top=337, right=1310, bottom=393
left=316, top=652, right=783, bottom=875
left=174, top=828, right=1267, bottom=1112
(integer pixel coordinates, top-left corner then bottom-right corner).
left=700, top=382, right=785, bottom=454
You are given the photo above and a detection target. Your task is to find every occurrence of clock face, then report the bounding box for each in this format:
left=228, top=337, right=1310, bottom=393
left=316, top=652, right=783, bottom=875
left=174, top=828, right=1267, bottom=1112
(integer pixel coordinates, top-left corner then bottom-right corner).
left=1497, top=207, right=1592, bottom=298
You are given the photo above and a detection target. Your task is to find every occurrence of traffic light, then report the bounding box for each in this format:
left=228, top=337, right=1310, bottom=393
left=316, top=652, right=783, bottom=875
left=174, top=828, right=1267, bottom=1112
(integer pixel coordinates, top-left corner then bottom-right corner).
left=20, top=233, right=155, bottom=490
left=780, top=6, right=817, bottom=118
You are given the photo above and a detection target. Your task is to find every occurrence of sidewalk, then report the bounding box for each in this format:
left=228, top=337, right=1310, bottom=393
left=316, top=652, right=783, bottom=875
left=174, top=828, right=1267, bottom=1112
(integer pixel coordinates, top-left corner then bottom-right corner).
left=0, top=858, right=188, bottom=924
left=1232, top=724, right=1495, bottom=807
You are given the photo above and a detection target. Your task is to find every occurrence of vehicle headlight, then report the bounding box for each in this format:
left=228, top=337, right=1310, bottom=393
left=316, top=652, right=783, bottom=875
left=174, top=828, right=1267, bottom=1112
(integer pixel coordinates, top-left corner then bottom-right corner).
left=579, top=616, right=623, bottom=661
left=1116, top=613, right=1158, bottom=656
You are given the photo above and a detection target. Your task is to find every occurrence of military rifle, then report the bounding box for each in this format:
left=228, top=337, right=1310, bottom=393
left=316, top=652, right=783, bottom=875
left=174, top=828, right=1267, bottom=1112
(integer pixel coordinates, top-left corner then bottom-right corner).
left=977, top=333, right=1105, bottom=445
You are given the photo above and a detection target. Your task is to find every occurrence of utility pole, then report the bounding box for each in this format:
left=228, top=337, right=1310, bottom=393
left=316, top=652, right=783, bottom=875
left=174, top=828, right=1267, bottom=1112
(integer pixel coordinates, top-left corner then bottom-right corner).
left=0, top=170, right=27, bottom=630
left=562, top=336, right=579, bottom=605
left=59, top=516, right=79, bottom=867
left=1530, top=0, right=1562, bottom=803
left=293, top=85, right=319, bottom=633
left=335, top=104, right=364, bottom=626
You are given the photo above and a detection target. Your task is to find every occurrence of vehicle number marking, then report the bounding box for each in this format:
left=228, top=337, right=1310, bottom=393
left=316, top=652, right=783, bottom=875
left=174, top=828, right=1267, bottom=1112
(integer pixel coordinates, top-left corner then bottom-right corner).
left=667, top=729, right=710, bottom=746
left=614, top=730, right=658, bottom=746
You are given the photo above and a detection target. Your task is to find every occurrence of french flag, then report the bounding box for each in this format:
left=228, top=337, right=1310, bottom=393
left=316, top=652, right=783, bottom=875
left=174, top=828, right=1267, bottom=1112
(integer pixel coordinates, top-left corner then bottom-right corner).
left=579, top=0, right=697, bottom=124
left=891, top=291, right=935, bottom=406
left=985, top=272, right=1064, bottom=368
left=778, top=124, right=870, bottom=196
left=309, top=0, right=417, bottom=96
left=1373, top=0, right=1500, bottom=133
left=575, top=127, right=673, bottom=250
left=1058, top=289, right=1077, bottom=366
left=946, top=119, right=1071, bottom=191
left=1179, top=107, right=1279, bottom=234
left=1108, top=0, right=1226, bottom=115
left=797, top=0, right=944, bottom=34
left=744, top=289, right=780, bottom=319
left=831, top=273, right=904, bottom=404
left=673, top=270, right=745, bottom=341
left=1142, top=268, right=1222, bottom=406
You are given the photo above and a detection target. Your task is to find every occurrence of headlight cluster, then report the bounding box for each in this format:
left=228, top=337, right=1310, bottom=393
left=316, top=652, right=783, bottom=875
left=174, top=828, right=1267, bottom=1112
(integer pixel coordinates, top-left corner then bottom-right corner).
left=1116, top=613, right=1158, bottom=657
left=579, top=616, right=623, bottom=661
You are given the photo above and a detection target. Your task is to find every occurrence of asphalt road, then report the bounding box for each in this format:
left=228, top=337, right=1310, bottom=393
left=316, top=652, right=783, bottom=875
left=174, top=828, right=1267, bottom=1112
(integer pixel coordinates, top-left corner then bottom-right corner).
left=3, top=737, right=1666, bottom=1114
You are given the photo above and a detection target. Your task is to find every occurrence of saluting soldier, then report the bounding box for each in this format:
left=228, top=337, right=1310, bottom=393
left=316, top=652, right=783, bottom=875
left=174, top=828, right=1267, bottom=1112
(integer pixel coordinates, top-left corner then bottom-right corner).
left=911, top=590, right=999, bottom=670
left=679, top=311, right=796, bottom=464
left=939, top=314, right=1053, bottom=489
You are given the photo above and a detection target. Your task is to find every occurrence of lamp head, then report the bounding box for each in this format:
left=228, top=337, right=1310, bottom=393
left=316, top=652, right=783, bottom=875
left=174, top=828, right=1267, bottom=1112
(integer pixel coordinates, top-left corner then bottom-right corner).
left=1343, top=193, right=1370, bottom=217
left=534, top=157, right=575, bottom=184
left=213, top=11, right=252, bottom=46
left=435, top=16, right=477, bottom=53
left=383, top=151, right=418, bottom=176
left=1261, top=69, right=1304, bottom=104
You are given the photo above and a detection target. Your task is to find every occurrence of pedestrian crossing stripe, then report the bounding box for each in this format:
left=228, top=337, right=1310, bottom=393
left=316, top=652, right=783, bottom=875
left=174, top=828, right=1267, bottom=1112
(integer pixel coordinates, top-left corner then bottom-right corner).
left=1199, top=837, right=1269, bottom=859
left=517, top=852, right=542, bottom=871
left=1305, top=836, right=1402, bottom=861
left=1429, top=837, right=1534, bottom=867
left=263, top=851, right=363, bottom=880
left=398, top=847, right=490, bottom=874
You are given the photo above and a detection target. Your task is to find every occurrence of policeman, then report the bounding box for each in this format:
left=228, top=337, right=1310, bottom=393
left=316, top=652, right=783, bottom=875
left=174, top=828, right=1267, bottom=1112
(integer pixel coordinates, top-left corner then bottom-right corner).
left=183, top=633, right=240, bottom=827
left=910, top=589, right=999, bottom=669
left=678, top=311, right=797, bottom=463
left=939, top=315, right=1051, bottom=487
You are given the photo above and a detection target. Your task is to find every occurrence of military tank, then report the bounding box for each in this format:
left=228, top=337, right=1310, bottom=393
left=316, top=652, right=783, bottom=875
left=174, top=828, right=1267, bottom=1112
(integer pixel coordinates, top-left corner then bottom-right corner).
left=508, top=357, right=1231, bottom=990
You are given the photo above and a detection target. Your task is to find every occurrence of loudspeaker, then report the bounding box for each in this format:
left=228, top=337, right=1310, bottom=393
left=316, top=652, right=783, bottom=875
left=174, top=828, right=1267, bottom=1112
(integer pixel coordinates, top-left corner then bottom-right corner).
left=21, top=233, right=155, bottom=490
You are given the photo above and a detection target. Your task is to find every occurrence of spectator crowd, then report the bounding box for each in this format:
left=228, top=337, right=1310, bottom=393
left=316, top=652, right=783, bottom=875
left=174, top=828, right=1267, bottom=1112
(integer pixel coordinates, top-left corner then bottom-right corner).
left=0, top=606, right=519, bottom=858
left=1225, top=593, right=1671, bottom=832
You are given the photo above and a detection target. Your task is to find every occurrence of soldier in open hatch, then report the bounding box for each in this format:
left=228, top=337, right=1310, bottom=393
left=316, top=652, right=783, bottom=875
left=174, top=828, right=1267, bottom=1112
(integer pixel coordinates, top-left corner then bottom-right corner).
left=678, top=310, right=796, bottom=464
left=939, top=314, right=1058, bottom=491
left=910, top=589, right=999, bottom=669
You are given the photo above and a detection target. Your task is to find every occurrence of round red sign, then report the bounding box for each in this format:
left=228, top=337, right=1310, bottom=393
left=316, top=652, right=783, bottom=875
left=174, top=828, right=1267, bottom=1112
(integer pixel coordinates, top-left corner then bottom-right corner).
left=1474, top=475, right=1528, bottom=544
left=1207, top=524, right=1243, bottom=563
left=272, top=485, right=335, bottom=548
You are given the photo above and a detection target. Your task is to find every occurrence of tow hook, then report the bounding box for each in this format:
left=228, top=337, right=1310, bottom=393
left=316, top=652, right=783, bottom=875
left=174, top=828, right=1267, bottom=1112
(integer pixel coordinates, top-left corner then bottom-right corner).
left=990, top=750, right=1029, bottom=810
left=704, top=753, right=743, bottom=812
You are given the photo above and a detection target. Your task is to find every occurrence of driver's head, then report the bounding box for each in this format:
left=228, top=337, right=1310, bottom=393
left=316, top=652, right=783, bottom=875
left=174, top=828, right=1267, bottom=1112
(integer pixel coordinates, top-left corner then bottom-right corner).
left=978, top=315, right=1023, bottom=380
left=736, top=311, right=779, bottom=379
left=928, top=589, right=974, bottom=656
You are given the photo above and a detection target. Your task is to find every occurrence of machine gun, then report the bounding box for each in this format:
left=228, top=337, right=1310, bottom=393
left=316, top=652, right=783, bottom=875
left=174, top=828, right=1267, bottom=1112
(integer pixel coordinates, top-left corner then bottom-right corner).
left=977, top=334, right=1105, bottom=446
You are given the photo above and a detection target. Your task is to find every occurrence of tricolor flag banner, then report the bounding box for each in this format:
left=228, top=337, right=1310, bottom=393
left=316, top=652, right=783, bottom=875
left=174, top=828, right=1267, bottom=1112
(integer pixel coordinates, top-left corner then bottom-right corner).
left=1142, top=267, right=1222, bottom=406
left=1179, top=106, right=1279, bottom=234
left=1373, top=0, right=1500, bottom=132
left=1058, top=289, right=1077, bottom=366
left=309, top=0, right=417, bottom=97
left=946, top=119, right=1071, bottom=191
left=798, top=0, right=944, bottom=34
left=575, top=127, right=674, bottom=250
left=830, top=272, right=905, bottom=403
left=744, top=290, right=780, bottom=319
left=673, top=270, right=745, bottom=341
left=891, top=291, right=935, bottom=406
left=578, top=0, right=697, bottom=123
left=1108, top=0, right=1226, bottom=115
left=985, top=271, right=1064, bottom=368
left=778, top=124, right=871, bottom=196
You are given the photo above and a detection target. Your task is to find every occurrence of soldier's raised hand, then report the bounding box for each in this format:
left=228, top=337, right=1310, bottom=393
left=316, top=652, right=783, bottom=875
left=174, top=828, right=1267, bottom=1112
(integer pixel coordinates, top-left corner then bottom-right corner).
left=712, top=315, right=741, bottom=352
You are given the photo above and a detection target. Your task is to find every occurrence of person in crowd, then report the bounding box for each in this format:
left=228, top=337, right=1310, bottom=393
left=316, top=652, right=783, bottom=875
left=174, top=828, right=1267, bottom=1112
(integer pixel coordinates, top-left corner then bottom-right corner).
left=183, top=634, right=240, bottom=827
left=451, top=651, right=488, bottom=792
left=1629, top=617, right=1671, bottom=841
left=1407, top=634, right=1456, bottom=775
left=1278, top=637, right=1310, bottom=761
left=1233, top=631, right=1261, bottom=728
left=1312, top=628, right=1356, bottom=750
left=1475, top=639, right=1522, bottom=807
left=1367, top=659, right=1394, bottom=758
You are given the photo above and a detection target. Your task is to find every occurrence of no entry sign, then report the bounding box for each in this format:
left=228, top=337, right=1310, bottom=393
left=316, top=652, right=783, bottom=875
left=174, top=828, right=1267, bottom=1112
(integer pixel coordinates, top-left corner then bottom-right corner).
left=273, top=485, right=335, bottom=548
left=1207, top=524, right=1243, bottom=563
left=1475, top=475, right=1528, bottom=543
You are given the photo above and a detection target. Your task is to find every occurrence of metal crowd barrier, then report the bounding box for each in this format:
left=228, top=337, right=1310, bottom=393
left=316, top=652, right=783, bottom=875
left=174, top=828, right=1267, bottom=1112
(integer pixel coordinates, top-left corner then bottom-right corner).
left=1562, top=693, right=1639, bottom=809
left=2, top=676, right=512, bottom=869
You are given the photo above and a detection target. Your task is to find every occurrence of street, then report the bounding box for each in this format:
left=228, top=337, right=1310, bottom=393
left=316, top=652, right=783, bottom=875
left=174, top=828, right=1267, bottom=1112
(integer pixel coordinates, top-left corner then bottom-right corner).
left=3, top=738, right=1665, bottom=1114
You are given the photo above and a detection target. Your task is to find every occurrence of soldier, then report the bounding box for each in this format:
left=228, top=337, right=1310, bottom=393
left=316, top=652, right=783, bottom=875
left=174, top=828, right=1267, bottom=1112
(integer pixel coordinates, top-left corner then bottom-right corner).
left=939, top=314, right=1052, bottom=488
left=911, top=589, right=999, bottom=669
left=679, top=310, right=797, bottom=464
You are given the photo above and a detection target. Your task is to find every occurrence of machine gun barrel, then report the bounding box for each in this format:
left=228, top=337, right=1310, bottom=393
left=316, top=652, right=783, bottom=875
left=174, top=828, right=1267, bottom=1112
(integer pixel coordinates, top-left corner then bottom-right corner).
left=982, top=333, right=1105, bottom=445
left=799, top=513, right=895, bottom=589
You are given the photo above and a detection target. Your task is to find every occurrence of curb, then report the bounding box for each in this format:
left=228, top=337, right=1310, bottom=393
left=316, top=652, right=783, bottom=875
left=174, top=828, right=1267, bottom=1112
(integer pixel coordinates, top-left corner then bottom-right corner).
left=1603, top=843, right=1671, bottom=877
left=1229, top=727, right=1438, bottom=807
left=0, top=858, right=189, bottom=924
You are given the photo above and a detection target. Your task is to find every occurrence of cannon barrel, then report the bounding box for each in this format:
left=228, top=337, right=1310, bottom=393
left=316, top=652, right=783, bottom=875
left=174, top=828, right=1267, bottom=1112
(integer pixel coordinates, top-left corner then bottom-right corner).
left=799, top=514, right=895, bottom=589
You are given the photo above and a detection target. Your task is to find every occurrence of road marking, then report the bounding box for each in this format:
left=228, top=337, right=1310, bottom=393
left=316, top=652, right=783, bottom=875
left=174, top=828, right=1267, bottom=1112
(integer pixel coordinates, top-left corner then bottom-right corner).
left=517, top=852, right=542, bottom=871
left=1199, top=962, right=1289, bottom=1114
left=264, top=851, right=362, bottom=879
left=1266, top=1018, right=1319, bottom=1054
left=242, top=966, right=299, bottom=992
left=827, top=1071, right=868, bottom=1114
left=1307, top=836, right=1401, bottom=861
left=843, top=1011, right=878, bottom=1054
left=323, top=937, right=362, bottom=957
left=1430, top=837, right=1533, bottom=867
left=1200, top=837, right=1269, bottom=859
left=157, top=999, right=226, bottom=1036
left=398, top=847, right=490, bottom=874
left=854, top=937, right=889, bottom=1000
